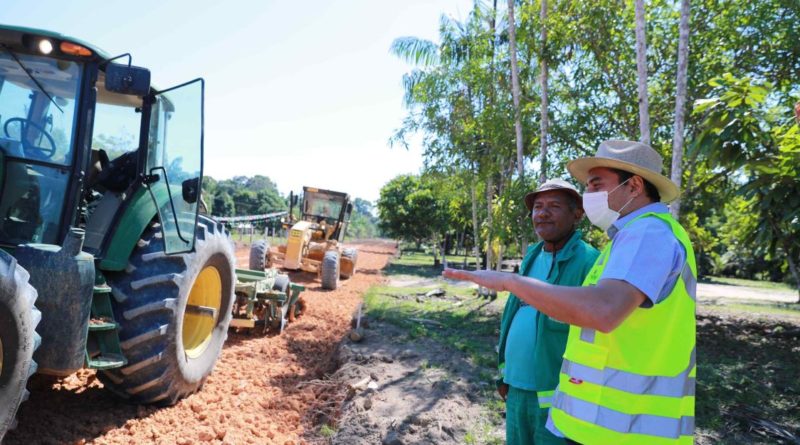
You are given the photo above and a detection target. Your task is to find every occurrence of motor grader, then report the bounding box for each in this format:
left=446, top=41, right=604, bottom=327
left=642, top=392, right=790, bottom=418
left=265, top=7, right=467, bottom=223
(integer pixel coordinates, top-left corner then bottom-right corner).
left=0, top=25, right=300, bottom=442
left=249, top=186, right=358, bottom=290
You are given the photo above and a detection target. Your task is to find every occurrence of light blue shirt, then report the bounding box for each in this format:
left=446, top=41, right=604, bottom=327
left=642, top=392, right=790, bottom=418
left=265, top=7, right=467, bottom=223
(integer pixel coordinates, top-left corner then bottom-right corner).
left=601, top=202, right=686, bottom=306
left=503, top=250, right=554, bottom=390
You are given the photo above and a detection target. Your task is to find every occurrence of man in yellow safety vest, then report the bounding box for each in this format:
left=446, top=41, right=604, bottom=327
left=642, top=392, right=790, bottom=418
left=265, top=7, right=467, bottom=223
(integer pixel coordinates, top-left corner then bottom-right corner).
left=444, top=140, right=696, bottom=445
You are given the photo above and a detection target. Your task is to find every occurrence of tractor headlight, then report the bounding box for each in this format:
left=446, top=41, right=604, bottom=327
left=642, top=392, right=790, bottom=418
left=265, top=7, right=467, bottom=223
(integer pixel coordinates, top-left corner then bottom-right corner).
left=38, top=39, right=53, bottom=55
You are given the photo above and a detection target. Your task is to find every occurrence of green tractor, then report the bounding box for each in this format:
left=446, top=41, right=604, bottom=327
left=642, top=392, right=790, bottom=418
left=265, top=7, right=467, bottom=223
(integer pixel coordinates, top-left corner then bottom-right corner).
left=0, top=25, right=237, bottom=441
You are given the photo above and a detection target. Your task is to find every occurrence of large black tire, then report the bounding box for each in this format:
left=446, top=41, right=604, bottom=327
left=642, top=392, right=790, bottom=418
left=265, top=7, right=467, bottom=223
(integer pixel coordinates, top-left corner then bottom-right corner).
left=248, top=239, right=270, bottom=271
left=320, top=250, right=340, bottom=290
left=0, top=253, right=40, bottom=442
left=99, top=216, right=235, bottom=405
left=340, top=247, right=358, bottom=279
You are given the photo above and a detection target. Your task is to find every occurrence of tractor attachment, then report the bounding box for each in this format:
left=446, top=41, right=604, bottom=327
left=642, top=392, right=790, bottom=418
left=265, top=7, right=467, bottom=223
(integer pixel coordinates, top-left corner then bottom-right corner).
left=231, top=268, right=305, bottom=334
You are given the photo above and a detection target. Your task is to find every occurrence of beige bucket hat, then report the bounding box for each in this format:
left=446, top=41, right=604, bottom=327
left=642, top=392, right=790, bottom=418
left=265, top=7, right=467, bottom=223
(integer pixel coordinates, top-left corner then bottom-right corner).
left=524, top=178, right=583, bottom=211
left=567, top=140, right=680, bottom=203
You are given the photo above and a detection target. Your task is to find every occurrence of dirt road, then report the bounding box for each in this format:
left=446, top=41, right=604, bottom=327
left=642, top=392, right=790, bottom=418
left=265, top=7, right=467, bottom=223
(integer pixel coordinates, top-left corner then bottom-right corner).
left=5, top=240, right=395, bottom=445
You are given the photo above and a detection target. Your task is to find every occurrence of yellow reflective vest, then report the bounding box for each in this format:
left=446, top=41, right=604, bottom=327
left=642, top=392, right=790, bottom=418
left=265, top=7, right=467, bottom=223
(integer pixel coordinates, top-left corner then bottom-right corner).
left=549, top=212, right=696, bottom=445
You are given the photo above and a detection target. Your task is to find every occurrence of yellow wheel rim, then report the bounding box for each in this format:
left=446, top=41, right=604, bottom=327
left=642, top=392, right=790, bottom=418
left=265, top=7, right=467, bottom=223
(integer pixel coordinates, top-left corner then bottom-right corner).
left=182, top=266, right=222, bottom=359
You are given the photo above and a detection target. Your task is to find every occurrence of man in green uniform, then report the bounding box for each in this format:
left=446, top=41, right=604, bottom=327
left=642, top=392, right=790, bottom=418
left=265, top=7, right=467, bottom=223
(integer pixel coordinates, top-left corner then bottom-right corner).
left=498, top=179, right=599, bottom=445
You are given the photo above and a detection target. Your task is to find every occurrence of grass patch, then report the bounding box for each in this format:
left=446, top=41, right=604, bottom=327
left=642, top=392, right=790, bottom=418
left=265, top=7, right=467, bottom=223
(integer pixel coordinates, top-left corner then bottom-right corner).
left=319, top=424, right=337, bottom=438
left=702, top=275, right=796, bottom=292
left=701, top=300, right=800, bottom=318
left=363, top=284, right=502, bottom=369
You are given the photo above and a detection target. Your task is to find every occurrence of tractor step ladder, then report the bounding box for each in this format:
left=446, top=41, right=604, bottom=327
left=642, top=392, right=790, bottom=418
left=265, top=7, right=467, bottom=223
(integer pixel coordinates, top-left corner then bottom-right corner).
left=85, top=277, right=127, bottom=370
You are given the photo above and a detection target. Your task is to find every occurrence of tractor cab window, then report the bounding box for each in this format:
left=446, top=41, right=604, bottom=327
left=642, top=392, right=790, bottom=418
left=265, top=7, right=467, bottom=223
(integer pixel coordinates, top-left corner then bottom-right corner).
left=0, top=51, right=82, bottom=245
left=87, top=74, right=143, bottom=192
left=146, top=79, right=204, bottom=254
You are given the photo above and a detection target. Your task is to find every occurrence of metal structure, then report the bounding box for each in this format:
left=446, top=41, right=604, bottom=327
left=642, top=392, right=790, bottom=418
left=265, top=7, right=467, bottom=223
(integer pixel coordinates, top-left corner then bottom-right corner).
left=249, top=186, right=358, bottom=290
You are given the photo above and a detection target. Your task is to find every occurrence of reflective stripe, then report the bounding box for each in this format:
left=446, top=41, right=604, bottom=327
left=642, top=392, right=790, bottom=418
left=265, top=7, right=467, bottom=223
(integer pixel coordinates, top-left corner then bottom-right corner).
left=561, top=359, right=695, bottom=398
left=537, top=390, right=555, bottom=408
left=561, top=348, right=696, bottom=398
left=553, top=391, right=695, bottom=438
left=680, top=262, right=697, bottom=301
left=579, top=328, right=596, bottom=343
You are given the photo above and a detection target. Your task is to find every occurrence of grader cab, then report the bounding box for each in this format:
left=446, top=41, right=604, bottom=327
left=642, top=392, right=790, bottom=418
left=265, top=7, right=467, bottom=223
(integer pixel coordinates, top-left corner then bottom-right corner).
left=249, top=186, right=358, bottom=290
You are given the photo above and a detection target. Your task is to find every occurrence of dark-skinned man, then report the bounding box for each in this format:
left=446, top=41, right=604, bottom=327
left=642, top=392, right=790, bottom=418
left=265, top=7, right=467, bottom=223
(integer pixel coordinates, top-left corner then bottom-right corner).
left=498, top=179, right=599, bottom=445
left=445, top=140, right=696, bottom=445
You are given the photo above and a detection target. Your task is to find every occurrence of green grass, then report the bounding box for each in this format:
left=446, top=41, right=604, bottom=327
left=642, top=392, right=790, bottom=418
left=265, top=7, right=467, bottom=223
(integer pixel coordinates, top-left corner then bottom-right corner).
left=702, top=275, right=796, bottom=292
left=702, top=301, right=800, bottom=318
left=319, top=424, right=337, bottom=438
left=363, top=284, right=501, bottom=369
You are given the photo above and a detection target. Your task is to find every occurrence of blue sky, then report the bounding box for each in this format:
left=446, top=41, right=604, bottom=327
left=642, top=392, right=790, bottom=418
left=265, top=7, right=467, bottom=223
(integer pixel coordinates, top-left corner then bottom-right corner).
left=1, top=0, right=472, bottom=204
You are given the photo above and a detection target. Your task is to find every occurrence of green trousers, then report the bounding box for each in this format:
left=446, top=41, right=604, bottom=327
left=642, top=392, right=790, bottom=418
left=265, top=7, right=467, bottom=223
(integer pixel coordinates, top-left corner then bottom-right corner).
left=506, top=386, right=566, bottom=445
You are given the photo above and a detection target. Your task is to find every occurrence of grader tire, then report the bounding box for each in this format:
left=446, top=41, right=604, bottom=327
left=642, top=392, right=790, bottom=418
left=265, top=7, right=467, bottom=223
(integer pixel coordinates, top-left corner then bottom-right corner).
left=0, top=252, right=40, bottom=442
left=248, top=239, right=271, bottom=271
left=340, top=247, right=358, bottom=279
left=99, top=216, right=235, bottom=405
left=320, top=250, right=340, bottom=290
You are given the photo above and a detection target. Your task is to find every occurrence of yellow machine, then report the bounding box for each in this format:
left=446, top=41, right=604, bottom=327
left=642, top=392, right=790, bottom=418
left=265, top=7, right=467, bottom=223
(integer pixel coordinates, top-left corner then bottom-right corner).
left=250, top=186, right=358, bottom=289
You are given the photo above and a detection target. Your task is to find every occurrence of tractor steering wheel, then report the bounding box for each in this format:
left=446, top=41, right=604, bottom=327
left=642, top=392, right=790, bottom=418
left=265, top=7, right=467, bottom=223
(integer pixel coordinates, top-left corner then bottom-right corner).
left=3, top=117, right=57, bottom=160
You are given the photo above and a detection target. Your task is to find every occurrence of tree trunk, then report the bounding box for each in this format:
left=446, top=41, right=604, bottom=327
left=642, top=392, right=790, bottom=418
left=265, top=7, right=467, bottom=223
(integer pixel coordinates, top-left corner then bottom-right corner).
left=670, top=0, right=691, bottom=218
left=485, top=175, right=495, bottom=271
left=539, top=0, right=549, bottom=185
left=507, top=0, right=525, bottom=179
left=496, top=244, right=504, bottom=272
left=471, top=180, right=481, bottom=271
left=634, top=0, right=651, bottom=145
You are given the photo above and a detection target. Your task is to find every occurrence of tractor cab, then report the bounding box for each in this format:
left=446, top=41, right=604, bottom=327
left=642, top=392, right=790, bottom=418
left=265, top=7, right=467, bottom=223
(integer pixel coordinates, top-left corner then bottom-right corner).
left=0, top=25, right=204, bottom=258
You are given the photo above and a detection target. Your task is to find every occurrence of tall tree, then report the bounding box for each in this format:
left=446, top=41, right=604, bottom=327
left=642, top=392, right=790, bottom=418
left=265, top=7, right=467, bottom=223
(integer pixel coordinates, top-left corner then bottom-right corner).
left=634, top=0, right=651, bottom=144
left=507, top=0, right=525, bottom=179
left=538, top=0, right=549, bottom=185
left=669, top=0, right=690, bottom=218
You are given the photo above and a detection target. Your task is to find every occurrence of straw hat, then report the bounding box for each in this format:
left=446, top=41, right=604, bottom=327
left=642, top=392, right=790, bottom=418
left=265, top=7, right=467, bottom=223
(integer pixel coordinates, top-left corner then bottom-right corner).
left=524, top=179, right=583, bottom=211
left=567, top=140, right=680, bottom=203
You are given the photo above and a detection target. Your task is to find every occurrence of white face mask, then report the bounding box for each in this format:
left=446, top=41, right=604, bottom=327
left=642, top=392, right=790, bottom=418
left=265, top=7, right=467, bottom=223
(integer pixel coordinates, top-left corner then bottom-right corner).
left=582, top=178, right=635, bottom=231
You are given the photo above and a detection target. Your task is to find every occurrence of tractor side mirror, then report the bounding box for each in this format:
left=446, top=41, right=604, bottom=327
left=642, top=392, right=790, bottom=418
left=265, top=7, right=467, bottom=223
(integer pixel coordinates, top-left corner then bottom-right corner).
left=105, top=63, right=151, bottom=96
left=182, top=177, right=199, bottom=204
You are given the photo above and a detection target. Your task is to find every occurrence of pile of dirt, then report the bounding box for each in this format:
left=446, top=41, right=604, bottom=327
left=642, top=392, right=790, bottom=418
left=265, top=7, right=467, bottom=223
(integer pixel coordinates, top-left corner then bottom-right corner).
left=5, top=240, right=396, bottom=445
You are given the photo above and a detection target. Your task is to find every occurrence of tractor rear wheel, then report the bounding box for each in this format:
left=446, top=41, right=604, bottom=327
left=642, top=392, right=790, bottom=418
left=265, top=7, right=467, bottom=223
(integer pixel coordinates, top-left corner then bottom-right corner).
left=340, top=247, right=358, bottom=279
left=249, top=239, right=271, bottom=271
left=99, top=216, right=235, bottom=405
left=320, top=250, right=340, bottom=290
left=0, top=253, right=40, bottom=442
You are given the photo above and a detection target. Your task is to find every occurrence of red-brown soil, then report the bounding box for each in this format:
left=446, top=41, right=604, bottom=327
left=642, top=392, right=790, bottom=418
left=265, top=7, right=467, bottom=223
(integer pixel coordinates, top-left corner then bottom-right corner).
left=5, top=240, right=395, bottom=445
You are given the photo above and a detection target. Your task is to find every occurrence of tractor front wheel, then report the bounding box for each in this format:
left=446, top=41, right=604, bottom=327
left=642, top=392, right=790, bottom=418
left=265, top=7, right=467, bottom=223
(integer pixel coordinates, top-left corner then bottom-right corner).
left=99, top=216, right=235, bottom=405
left=0, top=253, right=40, bottom=442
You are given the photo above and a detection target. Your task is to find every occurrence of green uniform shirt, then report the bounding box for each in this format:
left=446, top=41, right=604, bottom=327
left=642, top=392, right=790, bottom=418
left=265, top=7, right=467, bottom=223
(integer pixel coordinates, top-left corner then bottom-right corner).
left=497, top=230, right=599, bottom=393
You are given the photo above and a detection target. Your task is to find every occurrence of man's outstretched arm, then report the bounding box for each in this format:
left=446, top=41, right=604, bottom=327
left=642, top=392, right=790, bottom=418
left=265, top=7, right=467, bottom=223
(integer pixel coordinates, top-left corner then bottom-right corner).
left=443, top=269, right=645, bottom=333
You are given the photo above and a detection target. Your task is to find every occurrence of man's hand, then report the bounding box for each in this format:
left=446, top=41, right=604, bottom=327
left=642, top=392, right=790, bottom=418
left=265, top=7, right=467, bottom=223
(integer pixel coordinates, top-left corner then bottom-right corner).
left=442, top=268, right=509, bottom=292
left=497, top=382, right=509, bottom=401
